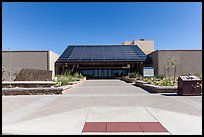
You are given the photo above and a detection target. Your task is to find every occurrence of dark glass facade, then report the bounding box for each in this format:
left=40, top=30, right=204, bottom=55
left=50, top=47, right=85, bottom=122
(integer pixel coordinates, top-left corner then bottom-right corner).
left=55, top=45, right=148, bottom=78
left=80, top=69, right=128, bottom=78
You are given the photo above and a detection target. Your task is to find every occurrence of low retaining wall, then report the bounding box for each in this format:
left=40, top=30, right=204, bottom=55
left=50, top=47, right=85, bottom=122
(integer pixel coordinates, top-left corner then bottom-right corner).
left=2, top=77, right=86, bottom=95
left=2, top=87, right=63, bottom=96
left=121, top=76, right=136, bottom=83
left=135, top=80, right=178, bottom=93
left=2, top=81, right=56, bottom=88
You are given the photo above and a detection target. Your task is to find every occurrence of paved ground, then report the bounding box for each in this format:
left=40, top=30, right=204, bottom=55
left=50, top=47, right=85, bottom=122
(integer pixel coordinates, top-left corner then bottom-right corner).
left=2, top=79, right=202, bottom=135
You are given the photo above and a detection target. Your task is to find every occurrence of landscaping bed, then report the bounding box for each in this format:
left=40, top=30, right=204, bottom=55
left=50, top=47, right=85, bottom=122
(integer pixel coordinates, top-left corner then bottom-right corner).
left=124, top=72, right=178, bottom=93
left=2, top=87, right=63, bottom=95
left=2, top=81, right=56, bottom=88
left=2, top=72, right=86, bottom=95
left=135, top=80, right=177, bottom=93
left=2, top=78, right=86, bottom=96
left=55, top=71, right=84, bottom=87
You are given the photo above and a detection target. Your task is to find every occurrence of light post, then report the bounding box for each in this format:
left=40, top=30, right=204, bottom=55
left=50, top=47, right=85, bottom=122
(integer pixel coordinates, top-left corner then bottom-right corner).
left=9, top=48, right=11, bottom=88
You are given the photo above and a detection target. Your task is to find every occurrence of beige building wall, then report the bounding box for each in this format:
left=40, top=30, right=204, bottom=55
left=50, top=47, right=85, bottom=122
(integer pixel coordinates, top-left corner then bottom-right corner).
left=123, top=39, right=154, bottom=55
left=147, top=51, right=159, bottom=75
left=2, top=51, right=59, bottom=81
left=123, top=41, right=134, bottom=45
left=48, top=50, right=60, bottom=79
left=147, top=50, right=202, bottom=77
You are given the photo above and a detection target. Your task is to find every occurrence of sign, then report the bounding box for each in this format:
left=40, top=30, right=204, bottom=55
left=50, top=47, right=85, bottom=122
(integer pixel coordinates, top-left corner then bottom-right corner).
left=143, top=67, right=154, bottom=77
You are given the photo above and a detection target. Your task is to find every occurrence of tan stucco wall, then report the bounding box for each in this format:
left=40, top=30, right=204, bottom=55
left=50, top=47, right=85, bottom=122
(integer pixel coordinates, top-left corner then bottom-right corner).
left=123, top=41, right=134, bottom=45
left=123, top=40, right=154, bottom=55
left=147, top=51, right=159, bottom=75
left=2, top=51, right=59, bottom=81
left=48, top=50, right=60, bottom=79
left=148, top=50, right=202, bottom=77
left=133, top=40, right=154, bottom=55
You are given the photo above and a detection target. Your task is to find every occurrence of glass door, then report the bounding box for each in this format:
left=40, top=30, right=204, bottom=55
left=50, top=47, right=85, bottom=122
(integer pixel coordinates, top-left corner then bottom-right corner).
left=98, top=69, right=102, bottom=77
left=101, top=69, right=104, bottom=78
left=108, top=69, right=111, bottom=77
left=94, top=69, right=98, bottom=77
left=104, top=69, right=107, bottom=77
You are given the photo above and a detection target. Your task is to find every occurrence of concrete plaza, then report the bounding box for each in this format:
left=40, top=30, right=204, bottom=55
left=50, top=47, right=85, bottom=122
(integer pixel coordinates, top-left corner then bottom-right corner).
left=2, top=79, right=202, bottom=135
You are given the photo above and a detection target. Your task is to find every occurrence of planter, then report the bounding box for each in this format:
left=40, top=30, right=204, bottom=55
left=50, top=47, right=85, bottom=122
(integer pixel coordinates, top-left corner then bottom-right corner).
left=2, top=87, right=63, bottom=96
left=121, top=76, right=136, bottom=83
left=135, top=80, right=177, bottom=93
left=2, top=81, right=56, bottom=88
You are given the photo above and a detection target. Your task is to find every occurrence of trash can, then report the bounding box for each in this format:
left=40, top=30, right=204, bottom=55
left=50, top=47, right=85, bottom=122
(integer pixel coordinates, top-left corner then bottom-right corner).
left=177, top=75, right=202, bottom=96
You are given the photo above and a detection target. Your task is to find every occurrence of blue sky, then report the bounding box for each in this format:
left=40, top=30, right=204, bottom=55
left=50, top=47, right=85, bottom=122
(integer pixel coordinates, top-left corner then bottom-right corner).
left=2, top=2, right=202, bottom=55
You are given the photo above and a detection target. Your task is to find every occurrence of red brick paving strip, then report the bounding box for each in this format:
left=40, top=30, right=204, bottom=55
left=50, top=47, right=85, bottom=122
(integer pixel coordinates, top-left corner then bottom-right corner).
left=82, top=122, right=168, bottom=132
left=138, top=122, right=168, bottom=132
left=107, top=122, right=143, bottom=132
left=82, top=122, right=106, bottom=132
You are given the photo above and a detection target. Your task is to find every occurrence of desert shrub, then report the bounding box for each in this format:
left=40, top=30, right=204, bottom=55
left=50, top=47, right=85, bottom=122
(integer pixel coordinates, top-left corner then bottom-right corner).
left=193, top=73, right=202, bottom=80
left=55, top=75, right=72, bottom=86
left=74, top=72, right=84, bottom=79
left=55, top=71, right=84, bottom=87
left=142, top=76, right=176, bottom=86
left=143, top=77, right=153, bottom=84
left=159, top=79, right=175, bottom=86
left=128, top=72, right=141, bottom=78
left=155, top=74, right=165, bottom=79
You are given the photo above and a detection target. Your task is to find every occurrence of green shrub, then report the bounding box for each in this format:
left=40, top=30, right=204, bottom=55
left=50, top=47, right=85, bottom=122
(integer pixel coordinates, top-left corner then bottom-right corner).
left=63, top=70, right=73, bottom=76
left=153, top=81, right=159, bottom=85
left=159, top=79, right=175, bottom=86
left=143, top=77, right=153, bottom=83
left=74, top=72, right=84, bottom=79
left=128, top=72, right=141, bottom=78
left=142, top=76, right=176, bottom=86
left=193, top=73, right=202, bottom=80
left=55, top=72, right=84, bottom=87
left=155, top=74, right=164, bottom=79
left=55, top=75, right=71, bottom=86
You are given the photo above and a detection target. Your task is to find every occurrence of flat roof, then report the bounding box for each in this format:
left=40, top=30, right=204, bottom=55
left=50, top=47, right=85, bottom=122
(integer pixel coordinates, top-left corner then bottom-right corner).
left=148, top=49, right=202, bottom=55
left=56, top=45, right=147, bottom=62
left=157, top=49, right=202, bottom=51
left=2, top=50, right=50, bottom=52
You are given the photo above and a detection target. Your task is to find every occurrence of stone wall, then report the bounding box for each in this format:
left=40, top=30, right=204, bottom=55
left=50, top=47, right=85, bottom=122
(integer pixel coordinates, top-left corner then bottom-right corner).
left=15, top=69, right=52, bottom=81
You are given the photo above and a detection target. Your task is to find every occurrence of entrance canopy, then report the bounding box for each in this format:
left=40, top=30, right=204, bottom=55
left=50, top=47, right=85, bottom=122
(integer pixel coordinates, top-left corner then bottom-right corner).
left=56, top=45, right=147, bottom=63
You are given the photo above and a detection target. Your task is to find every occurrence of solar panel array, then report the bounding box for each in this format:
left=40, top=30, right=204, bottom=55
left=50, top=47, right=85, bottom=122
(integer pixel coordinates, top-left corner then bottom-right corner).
left=57, top=45, right=147, bottom=62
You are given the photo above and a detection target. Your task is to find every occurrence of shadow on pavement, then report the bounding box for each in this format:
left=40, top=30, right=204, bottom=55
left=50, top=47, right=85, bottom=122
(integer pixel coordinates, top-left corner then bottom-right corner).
left=160, top=93, right=178, bottom=96
left=131, top=83, right=156, bottom=93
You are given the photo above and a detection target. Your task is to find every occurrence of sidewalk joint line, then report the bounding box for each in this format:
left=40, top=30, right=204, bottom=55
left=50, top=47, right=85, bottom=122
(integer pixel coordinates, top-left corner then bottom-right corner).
left=81, top=106, right=91, bottom=135
left=144, top=107, right=172, bottom=135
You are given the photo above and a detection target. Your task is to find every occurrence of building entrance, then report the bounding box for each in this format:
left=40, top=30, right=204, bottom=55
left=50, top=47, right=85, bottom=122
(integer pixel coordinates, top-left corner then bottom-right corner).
left=80, top=69, right=128, bottom=78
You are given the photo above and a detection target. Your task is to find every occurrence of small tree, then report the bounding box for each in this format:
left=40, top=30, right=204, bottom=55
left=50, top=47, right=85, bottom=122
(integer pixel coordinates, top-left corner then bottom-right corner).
left=166, top=56, right=177, bottom=82
left=171, top=58, right=177, bottom=82
left=167, top=57, right=171, bottom=78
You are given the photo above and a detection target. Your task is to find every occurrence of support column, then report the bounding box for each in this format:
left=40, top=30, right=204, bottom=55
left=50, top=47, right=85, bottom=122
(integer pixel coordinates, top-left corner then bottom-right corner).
left=127, top=64, right=130, bottom=74
left=139, top=62, right=144, bottom=76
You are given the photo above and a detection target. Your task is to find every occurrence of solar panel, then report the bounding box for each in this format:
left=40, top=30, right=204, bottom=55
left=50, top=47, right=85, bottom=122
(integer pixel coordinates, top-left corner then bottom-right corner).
left=56, top=45, right=147, bottom=62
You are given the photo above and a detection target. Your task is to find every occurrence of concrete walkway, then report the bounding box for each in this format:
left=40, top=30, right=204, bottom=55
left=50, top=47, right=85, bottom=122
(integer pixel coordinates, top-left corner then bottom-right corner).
left=2, top=79, right=202, bottom=135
